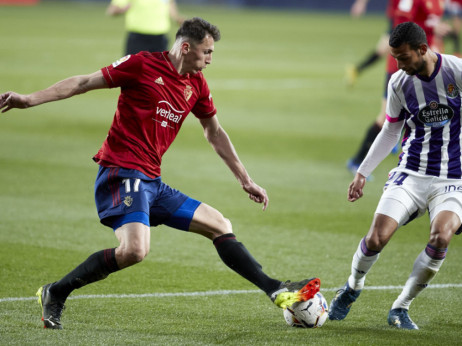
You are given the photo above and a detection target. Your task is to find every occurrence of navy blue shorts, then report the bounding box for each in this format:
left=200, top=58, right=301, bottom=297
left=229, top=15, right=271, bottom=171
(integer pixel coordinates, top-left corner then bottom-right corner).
left=94, top=166, right=201, bottom=231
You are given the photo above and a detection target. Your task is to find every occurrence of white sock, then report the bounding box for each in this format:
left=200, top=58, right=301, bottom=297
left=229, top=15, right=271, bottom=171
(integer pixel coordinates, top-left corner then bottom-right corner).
left=347, top=238, right=380, bottom=291
left=391, top=247, right=445, bottom=310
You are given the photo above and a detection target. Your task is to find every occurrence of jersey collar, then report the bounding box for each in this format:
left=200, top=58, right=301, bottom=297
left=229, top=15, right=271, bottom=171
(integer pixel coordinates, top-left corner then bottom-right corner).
left=416, top=53, right=441, bottom=82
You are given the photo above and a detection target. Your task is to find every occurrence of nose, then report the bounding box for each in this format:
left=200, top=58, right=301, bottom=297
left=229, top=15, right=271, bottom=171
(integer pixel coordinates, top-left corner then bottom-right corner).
left=206, top=53, right=212, bottom=65
left=396, top=60, right=405, bottom=70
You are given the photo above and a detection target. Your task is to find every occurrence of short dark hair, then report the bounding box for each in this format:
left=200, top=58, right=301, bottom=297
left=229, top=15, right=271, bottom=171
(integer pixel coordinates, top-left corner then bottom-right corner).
left=389, top=22, right=428, bottom=50
left=175, top=17, right=221, bottom=44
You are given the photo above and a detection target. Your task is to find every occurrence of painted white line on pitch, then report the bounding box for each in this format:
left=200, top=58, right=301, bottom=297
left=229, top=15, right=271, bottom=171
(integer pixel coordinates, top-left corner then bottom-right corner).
left=1, top=284, right=462, bottom=303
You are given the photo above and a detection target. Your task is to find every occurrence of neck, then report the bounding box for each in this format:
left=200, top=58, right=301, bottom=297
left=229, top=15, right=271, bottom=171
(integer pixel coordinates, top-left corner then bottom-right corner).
left=422, top=50, right=439, bottom=78
left=168, top=49, right=186, bottom=75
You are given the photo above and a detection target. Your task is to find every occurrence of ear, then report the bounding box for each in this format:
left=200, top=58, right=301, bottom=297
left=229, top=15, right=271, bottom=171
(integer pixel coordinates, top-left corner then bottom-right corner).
left=181, top=42, right=191, bottom=55
left=419, top=43, right=428, bottom=56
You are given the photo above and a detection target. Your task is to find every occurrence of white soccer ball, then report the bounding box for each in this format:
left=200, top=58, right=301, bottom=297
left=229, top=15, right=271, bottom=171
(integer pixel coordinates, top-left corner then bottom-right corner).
left=283, top=307, right=305, bottom=328
left=283, top=292, right=328, bottom=328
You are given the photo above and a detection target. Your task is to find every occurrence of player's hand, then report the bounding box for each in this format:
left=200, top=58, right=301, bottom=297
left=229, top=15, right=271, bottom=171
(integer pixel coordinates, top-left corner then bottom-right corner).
left=348, top=173, right=367, bottom=202
left=242, top=180, right=269, bottom=211
left=0, top=92, right=29, bottom=113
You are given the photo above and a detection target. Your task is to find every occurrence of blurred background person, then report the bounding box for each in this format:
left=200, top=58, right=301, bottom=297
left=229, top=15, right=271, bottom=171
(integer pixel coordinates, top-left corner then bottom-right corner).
left=106, top=0, right=185, bottom=55
left=445, top=0, right=462, bottom=56
left=347, top=0, right=451, bottom=177
left=346, top=0, right=393, bottom=87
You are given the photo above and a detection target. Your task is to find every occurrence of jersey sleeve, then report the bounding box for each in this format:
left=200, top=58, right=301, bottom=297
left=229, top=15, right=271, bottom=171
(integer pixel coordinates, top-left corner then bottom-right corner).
left=191, top=77, right=217, bottom=119
left=101, top=54, right=142, bottom=89
left=386, top=76, right=408, bottom=123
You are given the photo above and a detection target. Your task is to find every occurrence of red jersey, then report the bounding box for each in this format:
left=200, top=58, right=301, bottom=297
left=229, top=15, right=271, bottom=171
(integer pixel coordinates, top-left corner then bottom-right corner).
left=386, top=0, right=445, bottom=74
left=94, top=51, right=217, bottom=178
left=448, top=0, right=462, bottom=6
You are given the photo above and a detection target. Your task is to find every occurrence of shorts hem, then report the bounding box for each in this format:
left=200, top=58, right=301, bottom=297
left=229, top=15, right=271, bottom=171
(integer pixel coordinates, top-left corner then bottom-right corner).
left=112, top=211, right=150, bottom=231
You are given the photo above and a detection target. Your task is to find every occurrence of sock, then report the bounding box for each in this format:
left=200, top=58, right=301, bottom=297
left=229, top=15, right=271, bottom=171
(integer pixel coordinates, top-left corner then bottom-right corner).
left=50, top=248, right=120, bottom=300
left=357, top=52, right=380, bottom=73
left=391, top=244, right=446, bottom=310
left=351, top=122, right=382, bottom=165
left=348, top=238, right=380, bottom=290
left=213, top=233, right=281, bottom=295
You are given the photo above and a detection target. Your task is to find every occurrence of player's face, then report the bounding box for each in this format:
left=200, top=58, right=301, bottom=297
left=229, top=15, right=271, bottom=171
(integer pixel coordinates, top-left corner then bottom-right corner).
left=390, top=43, right=426, bottom=76
left=183, top=35, right=215, bottom=74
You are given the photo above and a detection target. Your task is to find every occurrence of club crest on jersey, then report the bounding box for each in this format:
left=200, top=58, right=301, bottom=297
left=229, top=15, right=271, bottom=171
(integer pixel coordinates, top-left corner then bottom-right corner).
left=446, top=83, right=459, bottom=99
left=184, top=85, right=193, bottom=101
left=112, top=55, right=131, bottom=68
left=123, top=196, right=133, bottom=207
left=418, top=101, right=454, bottom=127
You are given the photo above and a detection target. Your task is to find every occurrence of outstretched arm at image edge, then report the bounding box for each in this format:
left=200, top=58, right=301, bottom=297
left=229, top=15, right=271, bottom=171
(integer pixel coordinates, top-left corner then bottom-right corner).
left=0, top=71, right=108, bottom=113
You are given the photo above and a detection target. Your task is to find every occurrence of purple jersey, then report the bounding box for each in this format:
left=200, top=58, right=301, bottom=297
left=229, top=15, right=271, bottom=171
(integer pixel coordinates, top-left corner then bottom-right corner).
left=386, top=54, right=462, bottom=179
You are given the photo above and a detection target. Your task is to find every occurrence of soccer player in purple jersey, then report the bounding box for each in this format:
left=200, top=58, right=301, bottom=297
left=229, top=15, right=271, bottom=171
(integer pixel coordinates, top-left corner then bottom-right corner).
left=0, top=17, right=320, bottom=329
left=329, top=22, right=462, bottom=329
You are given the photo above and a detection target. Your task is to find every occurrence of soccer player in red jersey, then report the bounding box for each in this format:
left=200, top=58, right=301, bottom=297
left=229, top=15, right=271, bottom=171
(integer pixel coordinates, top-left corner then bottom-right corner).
left=347, top=0, right=451, bottom=175
left=446, top=0, right=462, bottom=56
left=0, top=17, right=320, bottom=329
left=345, top=0, right=394, bottom=87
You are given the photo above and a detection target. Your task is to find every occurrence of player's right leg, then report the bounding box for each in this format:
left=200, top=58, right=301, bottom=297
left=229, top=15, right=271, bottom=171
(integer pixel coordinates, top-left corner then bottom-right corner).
left=36, top=283, right=65, bottom=329
left=37, top=222, right=149, bottom=329
left=37, top=166, right=154, bottom=329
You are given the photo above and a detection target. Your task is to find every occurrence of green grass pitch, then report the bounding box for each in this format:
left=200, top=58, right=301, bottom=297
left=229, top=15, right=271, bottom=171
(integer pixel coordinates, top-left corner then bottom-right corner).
left=0, top=1, right=461, bottom=344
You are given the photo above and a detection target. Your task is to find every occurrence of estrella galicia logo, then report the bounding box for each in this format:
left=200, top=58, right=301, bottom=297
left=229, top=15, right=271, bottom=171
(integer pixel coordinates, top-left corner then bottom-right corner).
left=446, top=83, right=459, bottom=99
left=417, top=101, right=454, bottom=127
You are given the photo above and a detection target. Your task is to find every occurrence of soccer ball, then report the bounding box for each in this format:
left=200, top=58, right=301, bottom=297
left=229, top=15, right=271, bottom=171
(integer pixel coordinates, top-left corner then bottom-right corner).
left=283, top=292, right=328, bottom=328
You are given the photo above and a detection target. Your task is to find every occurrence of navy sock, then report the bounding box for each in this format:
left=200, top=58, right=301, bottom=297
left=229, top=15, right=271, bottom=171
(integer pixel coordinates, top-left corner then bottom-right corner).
left=357, top=51, right=380, bottom=73
left=50, top=248, right=120, bottom=300
left=213, top=233, right=281, bottom=295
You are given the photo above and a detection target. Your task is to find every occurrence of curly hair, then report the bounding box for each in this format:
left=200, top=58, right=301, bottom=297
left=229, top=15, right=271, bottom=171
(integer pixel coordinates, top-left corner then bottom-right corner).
left=175, top=17, right=221, bottom=44
left=389, top=22, right=428, bottom=50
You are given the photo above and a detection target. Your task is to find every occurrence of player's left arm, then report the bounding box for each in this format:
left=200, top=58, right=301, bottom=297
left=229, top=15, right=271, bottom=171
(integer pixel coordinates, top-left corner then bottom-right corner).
left=0, top=70, right=108, bottom=113
left=200, top=115, right=269, bottom=210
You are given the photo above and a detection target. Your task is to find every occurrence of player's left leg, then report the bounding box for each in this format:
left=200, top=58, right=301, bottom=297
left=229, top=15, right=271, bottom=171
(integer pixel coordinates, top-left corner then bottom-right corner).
left=329, top=213, right=397, bottom=321
left=169, top=201, right=320, bottom=308
left=188, top=202, right=281, bottom=293
left=389, top=210, right=461, bottom=329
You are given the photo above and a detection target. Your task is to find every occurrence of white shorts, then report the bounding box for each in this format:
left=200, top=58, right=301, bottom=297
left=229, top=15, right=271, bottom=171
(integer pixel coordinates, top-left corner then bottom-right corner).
left=375, top=168, right=462, bottom=227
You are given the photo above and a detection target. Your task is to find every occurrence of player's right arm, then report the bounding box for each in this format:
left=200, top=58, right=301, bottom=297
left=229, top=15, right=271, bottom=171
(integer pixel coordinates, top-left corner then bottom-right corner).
left=347, top=119, right=403, bottom=202
left=348, top=173, right=367, bottom=202
left=0, top=70, right=108, bottom=113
